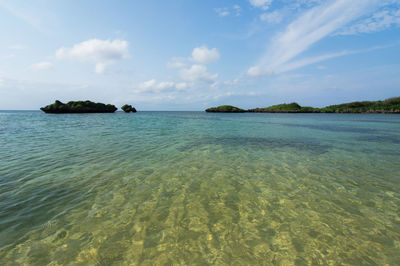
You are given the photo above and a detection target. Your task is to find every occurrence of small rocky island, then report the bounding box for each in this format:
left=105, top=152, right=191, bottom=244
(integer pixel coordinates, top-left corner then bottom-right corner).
left=206, top=97, right=400, bottom=114
left=41, top=100, right=117, bottom=113
left=121, top=104, right=137, bottom=113
left=205, top=105, right=246, bottom=113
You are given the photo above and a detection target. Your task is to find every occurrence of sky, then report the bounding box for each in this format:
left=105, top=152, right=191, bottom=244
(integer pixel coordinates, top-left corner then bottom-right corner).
left=0, top=0, right=400, bottom=110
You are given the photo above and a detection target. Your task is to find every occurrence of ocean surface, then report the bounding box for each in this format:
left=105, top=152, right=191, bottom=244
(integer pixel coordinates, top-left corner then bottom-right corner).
left=0, top=111, right=399, bottom=265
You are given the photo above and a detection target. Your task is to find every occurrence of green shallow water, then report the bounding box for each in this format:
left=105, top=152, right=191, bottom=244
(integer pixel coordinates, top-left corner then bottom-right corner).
left=0, top=111, right=400, bottom=265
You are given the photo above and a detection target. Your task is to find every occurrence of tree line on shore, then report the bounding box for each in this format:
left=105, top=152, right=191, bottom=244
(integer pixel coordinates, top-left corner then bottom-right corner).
left=206, top=97, right=400, bottom=114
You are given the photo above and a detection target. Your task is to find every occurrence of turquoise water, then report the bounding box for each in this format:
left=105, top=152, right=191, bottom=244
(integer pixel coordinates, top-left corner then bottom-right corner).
left=0, top=111, right=400, bottom=265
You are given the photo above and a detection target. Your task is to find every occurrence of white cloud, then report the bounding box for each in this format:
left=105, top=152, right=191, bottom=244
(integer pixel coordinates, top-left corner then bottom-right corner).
left=215, top=8, right=230, bottom=17
left=138, top=79, right=174, bottom=92
left=191, top=46, right=220, bottom=64
left=248, top=0, right=381, bottom=76
left=138, top=79, right=157, bottom=91
left=164, top=47, right=219, bottom=87
left=28, top=61, right=53, bottom=71
left=157, top=81, right=175, bottom=90
left=176, top=82, right=188, bottom=90
left=136, top=79, right=189, bottom=94
left=166, top=57, right=186, bottom=68
left=249, top=0, right=273, bottom=10
left=260, top=11, right=283, bottom=24
left=56, top=39, right=129, bottom=74
left=180, top=64, right=218, bottom=82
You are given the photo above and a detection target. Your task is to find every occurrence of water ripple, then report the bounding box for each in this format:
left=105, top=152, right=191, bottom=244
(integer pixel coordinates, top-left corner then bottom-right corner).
left=0, top=111, right=399, bottom=264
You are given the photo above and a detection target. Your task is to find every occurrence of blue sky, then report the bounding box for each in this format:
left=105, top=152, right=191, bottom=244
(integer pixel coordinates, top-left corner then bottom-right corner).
left=0, top=0, right=399, bottom=110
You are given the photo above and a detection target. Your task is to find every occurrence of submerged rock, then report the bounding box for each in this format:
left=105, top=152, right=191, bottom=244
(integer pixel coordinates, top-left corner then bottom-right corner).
left=40, top=100, right=117, bottom=113
left=121, top=104, right=137, bottom=113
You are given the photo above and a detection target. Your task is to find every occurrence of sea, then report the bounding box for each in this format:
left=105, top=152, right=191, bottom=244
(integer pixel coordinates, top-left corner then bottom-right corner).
left=0, top=111, right=399, bottom=264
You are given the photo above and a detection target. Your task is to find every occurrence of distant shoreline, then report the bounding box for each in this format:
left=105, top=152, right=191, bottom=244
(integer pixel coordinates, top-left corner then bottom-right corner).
left=205, top=97, right=400, bottom=114
left=1, top=110, right=400, bottom=114
left=2, top=96, right=400, bottom=113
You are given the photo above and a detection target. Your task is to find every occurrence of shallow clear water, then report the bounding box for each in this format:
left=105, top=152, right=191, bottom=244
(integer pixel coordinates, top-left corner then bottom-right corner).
left=1, top=111, right=400, bottom=265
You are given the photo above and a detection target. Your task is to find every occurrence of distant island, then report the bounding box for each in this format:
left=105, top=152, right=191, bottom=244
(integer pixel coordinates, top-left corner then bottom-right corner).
left=206, top=97, right=400, bottom=114
left=41, top=100, right=117, bottom=113
left=248, top=103, right=319, bottom=113
left=205, top=105, right=246, bottom=113
left=121, top=104, right=137, bottom=113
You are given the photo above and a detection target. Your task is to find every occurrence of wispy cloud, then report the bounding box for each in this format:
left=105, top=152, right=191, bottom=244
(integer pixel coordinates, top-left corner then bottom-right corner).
left=249, top=0, right=273, bottom=10
left=0, top=1, right=44, bottom=32
left=166, top=57, right=186, bottom=68
left=28, top=61, right=53, bottom=71
left=339, top=8, right=400, bottom=35
left=248, top=0, right=382, bottom=76
left=260, top=10, right=283, bottom=24
left=8, top=44, right=27, bottom=50
left=214, top=8, right=230, bottom=17
left=278, top=43, right=400, bottom=73
left=233, top=5, right=242, bottom=16
left=215, top=5, right=242, bottom=17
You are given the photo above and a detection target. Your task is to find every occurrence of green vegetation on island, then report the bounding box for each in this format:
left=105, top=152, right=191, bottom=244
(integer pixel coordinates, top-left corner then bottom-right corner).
left=320, top=97, right=400, bottom=113
left=40, top=100, right=117, bottom=113
left=206, top=97, right=400, bottom=113
left=205, top=105, right=246, bottom=113
left=248, top=102, right=320, bottom=113
left=121, top=104, right=137, bottom=113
